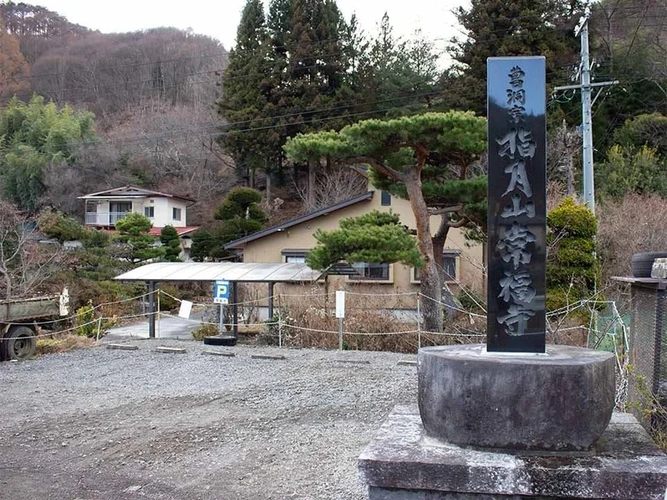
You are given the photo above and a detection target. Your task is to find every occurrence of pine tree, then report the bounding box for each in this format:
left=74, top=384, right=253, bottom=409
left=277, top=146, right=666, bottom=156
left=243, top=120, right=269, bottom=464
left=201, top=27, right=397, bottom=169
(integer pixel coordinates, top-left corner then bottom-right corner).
left=307, top=211, right=423, bottom=270
left=160, top=225, right=182, bottom=262
left=285, top=111, right=487, bottom=333
left=115, top=213, right=164, bottom=263
left=191, top=187, right=268, bottom=261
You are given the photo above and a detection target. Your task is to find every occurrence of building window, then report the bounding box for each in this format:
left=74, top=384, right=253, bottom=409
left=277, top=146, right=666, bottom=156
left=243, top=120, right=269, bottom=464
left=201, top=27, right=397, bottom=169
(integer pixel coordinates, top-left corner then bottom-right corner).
left=144, top=206, right=154, bottom=218
left=172, top=207, right=182, bottom=221
left=109, top=201, right=132, bottom=224
left=281, top=250, right=308, bottom=263
left=413, top=253, right=459, bottom=282
left=351, top=262, right=390, bottom=280
left=381, top=190, right=391, bottom=206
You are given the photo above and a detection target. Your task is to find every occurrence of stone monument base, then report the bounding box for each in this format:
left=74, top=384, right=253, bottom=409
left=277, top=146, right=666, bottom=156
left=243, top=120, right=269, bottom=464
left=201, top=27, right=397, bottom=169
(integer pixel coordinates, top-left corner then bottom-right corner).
left=419, top=344, right=616, bottom=451
left=359, top=405, right=667, bottom=500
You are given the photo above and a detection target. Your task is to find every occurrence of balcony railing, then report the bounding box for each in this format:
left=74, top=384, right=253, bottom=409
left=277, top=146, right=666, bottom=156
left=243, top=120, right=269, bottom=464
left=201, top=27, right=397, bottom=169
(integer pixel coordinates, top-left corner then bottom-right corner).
left=85, top=211, right=132, bottom=226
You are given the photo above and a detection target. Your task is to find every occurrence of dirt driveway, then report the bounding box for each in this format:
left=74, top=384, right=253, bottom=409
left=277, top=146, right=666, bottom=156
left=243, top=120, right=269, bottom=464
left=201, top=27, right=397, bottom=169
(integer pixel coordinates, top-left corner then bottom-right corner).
left=0, top=339, right=417, bottom=499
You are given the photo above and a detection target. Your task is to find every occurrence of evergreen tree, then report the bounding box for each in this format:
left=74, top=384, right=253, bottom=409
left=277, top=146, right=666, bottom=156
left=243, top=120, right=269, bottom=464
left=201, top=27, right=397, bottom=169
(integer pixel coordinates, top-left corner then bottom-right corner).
left=596, top=145, right=667, bottom=199
left=114, top=213, right=164, bottom=263
left=596, top=114, right=667, bottom=199
left=190, top=229, right=215, bottom=262
left=160, top=225, right=182, bottom=262
left=285, top=111, right=487, bottom=333
left=546, top=197, right=600, bottom=319
left=307, top=210, right=423, bottom=270
left=365, top=15, right=442, bottom=115
left=448, top=0, right=582, bottom=116
left=218, top=0, right=273, bottom=188
left=191, top=187, right=268, bottom=261
left=221, top=0, right=365, bottom=203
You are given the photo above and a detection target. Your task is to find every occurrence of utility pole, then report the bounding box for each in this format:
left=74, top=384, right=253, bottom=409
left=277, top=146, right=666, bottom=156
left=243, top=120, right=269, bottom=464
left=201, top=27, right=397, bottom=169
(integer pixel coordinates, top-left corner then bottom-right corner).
left=580, top=17, right=594, bottom=213
left=554, top=8, right=617, bottom=214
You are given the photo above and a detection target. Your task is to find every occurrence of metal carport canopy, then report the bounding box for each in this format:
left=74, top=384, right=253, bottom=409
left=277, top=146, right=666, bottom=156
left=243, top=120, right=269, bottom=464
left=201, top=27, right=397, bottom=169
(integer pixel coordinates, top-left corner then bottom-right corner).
left=114, top=262, right=321, bottom=283
left=114, top=263, right=322, bottom=338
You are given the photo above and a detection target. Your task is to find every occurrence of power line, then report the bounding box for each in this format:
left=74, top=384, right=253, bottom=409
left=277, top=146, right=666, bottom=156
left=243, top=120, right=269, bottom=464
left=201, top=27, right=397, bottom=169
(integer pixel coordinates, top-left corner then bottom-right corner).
left=69, top=89, right=452, bottom=148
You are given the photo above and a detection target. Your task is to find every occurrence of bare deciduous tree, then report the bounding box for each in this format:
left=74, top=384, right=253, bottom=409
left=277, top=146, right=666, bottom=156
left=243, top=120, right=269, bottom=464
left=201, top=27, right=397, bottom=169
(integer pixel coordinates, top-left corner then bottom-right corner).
left=294, top=167, right=368, bottom=213
left=0, top=201, right=64, bottom=300
left=597, top=193, right=667, bottom=282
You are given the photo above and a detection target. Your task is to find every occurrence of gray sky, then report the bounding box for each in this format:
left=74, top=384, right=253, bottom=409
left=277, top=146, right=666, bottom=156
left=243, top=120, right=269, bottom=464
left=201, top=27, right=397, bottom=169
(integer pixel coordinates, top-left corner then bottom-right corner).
left=31, top=0, right=465, bottom=51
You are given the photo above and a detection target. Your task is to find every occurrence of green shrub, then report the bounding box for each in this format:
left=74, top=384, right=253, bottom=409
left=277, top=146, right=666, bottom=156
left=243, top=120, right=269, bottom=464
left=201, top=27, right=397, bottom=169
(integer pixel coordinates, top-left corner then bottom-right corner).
left=75, top=302, right=97, bottom=337
left=38, top=209, right=86, bottom=242
left=191, top=323, right=220, bottom=340
left=546, top=197, right=602, bottom=323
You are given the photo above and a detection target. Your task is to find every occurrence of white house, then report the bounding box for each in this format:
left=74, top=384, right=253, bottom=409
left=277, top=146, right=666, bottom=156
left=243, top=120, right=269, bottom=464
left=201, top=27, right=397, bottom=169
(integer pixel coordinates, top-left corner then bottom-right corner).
left=78, top=186, right=199, bottom=258
left=79, top=186, right=195, bottom=228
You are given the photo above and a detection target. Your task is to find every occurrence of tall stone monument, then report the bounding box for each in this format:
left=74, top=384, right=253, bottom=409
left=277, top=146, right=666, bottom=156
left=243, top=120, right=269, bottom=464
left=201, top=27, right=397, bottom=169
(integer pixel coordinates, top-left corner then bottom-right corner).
left=486, top=57, right=546, bottom=354
left=358, top=56, right=667, bottom=499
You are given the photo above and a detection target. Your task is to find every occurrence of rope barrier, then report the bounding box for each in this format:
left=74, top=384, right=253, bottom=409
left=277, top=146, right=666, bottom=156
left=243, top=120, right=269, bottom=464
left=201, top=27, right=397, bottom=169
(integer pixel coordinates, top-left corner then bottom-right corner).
left=418, top=292, right=487, bottom=318
left=6, top=286, right=625, bottom=358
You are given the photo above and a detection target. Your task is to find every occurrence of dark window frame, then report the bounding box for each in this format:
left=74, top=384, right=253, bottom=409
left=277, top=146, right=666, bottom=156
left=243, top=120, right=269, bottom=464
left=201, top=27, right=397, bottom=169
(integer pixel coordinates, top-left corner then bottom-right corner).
left=350, top=262, right=391, bottom=281
left=381, top=191, right=392, bottom=206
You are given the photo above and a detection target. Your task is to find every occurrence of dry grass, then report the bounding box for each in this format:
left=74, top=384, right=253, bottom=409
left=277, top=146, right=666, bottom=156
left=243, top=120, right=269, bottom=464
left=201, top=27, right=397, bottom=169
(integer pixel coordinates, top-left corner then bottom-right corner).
left=36, top=334, right=96, bottom=355
left=258, top=292, right=485, bottom=354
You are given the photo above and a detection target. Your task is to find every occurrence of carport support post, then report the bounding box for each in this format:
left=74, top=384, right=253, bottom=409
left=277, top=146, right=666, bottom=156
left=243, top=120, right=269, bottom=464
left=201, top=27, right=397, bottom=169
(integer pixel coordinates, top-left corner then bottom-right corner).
left=232, top=281, right=238, bottom=339
left=268, top=282, right=275, bottom=321
left=148, top=281, right=156, bottom=339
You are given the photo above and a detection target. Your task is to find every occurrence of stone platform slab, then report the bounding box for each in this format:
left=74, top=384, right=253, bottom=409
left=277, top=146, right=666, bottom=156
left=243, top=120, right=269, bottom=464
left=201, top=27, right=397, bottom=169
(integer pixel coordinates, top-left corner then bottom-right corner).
left=358, top=405, right=667, bottom=500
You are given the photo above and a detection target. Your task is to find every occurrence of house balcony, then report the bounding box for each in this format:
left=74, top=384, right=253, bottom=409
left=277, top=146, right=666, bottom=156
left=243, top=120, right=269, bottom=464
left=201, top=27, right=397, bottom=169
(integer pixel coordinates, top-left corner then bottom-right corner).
left=85, top=211, right=132, bottom=226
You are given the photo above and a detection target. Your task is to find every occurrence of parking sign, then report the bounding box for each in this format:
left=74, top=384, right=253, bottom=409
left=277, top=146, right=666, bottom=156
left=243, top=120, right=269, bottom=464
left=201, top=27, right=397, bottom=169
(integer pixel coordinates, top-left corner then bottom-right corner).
left=213, top=280, right=230, bottom=304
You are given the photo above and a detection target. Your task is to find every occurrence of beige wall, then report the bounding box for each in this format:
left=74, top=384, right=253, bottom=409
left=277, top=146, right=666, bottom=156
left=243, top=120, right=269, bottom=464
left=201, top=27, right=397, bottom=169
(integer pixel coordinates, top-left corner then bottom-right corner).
left=239, top=190, right=485, bottom=297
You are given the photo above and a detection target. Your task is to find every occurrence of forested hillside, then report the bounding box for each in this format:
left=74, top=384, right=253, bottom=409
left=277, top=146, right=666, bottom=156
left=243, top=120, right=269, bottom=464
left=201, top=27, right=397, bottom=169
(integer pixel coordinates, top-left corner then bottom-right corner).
left=0, top=1, right=231, bottom=224
left=0, top=0, right=664, bottom=270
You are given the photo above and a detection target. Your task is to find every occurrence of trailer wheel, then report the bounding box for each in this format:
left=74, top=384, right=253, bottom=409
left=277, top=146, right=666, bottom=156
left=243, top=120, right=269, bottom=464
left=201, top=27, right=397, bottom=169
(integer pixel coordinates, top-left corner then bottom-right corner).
left=2, top=326, right=37, bottom=361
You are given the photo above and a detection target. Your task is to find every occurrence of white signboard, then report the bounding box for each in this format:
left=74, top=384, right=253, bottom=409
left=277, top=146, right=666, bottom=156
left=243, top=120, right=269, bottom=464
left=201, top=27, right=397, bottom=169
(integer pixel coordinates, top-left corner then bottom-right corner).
left=336, top=291, right=345, bottom=319
left=178, top=300, right=193, bottom=319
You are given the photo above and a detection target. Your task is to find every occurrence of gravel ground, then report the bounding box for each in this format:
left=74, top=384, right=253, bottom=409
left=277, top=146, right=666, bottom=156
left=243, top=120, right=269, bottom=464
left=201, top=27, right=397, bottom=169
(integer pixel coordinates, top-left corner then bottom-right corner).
left=0, top=339, right=417, bottom=500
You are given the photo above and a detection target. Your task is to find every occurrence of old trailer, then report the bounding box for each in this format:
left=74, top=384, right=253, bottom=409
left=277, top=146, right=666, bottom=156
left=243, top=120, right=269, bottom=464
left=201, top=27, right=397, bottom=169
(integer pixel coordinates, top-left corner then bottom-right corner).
left=0, top=290, right=69, bottom=361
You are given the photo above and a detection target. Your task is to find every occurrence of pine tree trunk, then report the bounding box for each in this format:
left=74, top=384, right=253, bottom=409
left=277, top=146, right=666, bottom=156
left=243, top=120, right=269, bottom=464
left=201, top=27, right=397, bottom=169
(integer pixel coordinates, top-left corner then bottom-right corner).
left=403, top=169, right=443, bottom=333
left=432, top=218, right=457, bottom=321
left=419, top=261, right=443, bottom=333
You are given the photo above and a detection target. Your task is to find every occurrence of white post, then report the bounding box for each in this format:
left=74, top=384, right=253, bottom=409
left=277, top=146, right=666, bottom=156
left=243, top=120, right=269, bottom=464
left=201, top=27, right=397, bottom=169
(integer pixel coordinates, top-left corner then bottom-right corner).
left=278, top=310, right=283, bottom=348
left=157, top=288, right=161, bottom=338
left=417, top=295, right=422, bottom=350
left=336, top=291, right=345, bottom=351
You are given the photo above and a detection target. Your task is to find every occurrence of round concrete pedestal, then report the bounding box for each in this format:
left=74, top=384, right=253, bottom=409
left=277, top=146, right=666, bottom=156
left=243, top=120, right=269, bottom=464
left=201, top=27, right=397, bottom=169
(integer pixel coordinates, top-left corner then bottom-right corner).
left=418, top=344, right=615, bottom=451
